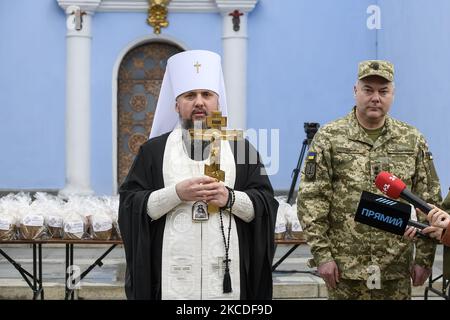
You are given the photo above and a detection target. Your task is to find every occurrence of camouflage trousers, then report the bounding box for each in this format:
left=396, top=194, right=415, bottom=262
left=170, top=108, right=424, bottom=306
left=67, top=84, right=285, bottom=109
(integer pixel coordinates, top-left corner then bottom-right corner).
left=327, top=277, right=411, bottom=300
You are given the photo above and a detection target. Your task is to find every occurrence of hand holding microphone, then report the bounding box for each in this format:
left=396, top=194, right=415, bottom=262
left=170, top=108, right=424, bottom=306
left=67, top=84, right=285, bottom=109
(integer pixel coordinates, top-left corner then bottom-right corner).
left=425, top=206, right=450, bottom=229
left=376, top=172, right=450, bottom=245
left=420, top=206, right=450, bottom=242
left=374, top=171, right=446, bottom=239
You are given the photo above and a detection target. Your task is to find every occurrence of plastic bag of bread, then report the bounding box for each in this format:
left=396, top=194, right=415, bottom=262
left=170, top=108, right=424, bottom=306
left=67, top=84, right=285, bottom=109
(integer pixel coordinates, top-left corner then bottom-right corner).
left=11, top=193, right=46, bottom=240
left=31, top=193, right=64, bottom=239
left=18, top=213, right=46, bottom=240
left=285, top=203, right=304, bottom=240
left=63, top=212, right=87, bottom=240
left=102, top=196, right=121, bottom=240
left=0, top=212, right=16, bottom=240
left=80, top=196, right=109, bottom=240
left=88, top=214, right=113, bottom=240
left=37, top=193, right=64, bottom=238
left=46, top=214, right=63, bottom=239
left=62, top=196, right=90, bottom=240
left=0, top=195, right=19, bottom=240
left=0, top=193, right=37, bottom=240
left=274, top=197, right=288, bottom=240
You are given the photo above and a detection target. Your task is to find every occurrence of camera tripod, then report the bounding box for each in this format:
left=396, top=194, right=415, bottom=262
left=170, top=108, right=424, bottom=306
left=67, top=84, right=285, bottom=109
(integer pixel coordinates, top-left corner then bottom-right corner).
left=286, top=123, right=320, bottom=205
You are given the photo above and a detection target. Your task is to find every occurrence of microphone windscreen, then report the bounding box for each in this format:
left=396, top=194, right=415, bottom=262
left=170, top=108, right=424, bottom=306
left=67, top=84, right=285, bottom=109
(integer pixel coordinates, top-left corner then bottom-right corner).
left=374, top=171, right=406, bottom=199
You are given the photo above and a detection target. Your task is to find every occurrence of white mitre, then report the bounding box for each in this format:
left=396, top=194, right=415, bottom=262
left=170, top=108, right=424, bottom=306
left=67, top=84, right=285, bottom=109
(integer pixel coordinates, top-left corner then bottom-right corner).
left=149, top=50, right=228, bottom=139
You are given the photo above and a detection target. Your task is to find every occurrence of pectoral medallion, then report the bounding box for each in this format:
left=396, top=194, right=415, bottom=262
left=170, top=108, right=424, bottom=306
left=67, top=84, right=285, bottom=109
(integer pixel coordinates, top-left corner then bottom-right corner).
left=192, top=201, right=209, bottom=221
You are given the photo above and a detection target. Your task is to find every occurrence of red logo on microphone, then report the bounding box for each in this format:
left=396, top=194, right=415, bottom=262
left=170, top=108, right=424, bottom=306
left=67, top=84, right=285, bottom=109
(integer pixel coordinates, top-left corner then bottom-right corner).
left=374, top=171, right=406, bottom=199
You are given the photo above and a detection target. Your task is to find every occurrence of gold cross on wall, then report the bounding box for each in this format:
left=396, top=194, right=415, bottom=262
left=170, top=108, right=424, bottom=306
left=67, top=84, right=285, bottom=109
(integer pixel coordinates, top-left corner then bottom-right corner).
left=189, top=111, right=243, bottom=213
left=194, top=61, right=201, bottom=73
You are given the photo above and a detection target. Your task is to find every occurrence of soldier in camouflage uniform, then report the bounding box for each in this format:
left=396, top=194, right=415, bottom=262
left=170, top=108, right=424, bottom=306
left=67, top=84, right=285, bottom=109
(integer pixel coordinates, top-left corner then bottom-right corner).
left=297, top=60, right=442, bottom=299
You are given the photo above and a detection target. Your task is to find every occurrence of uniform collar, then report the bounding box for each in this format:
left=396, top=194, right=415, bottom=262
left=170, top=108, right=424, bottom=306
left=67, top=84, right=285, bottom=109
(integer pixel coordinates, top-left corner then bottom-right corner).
left=346, top=106, right=398, bottom=149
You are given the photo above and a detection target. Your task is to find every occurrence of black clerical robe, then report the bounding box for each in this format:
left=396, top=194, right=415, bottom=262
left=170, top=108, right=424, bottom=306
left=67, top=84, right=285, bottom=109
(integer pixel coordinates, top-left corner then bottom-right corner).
left=118, top=131, right=278, bottom=300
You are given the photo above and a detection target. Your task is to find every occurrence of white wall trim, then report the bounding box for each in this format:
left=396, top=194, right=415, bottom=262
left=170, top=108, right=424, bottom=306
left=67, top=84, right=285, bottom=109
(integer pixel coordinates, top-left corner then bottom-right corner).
left=57, top=0, right=101, bottom=13
left=58, top=0, right=258, bottom=14
left=96, top=0, right=257, bottom=13
left=112, top=35, right=189, bottom=194
left=215, top=0, right=258, bottom=12
left=99, top=0, right=216, bottom=12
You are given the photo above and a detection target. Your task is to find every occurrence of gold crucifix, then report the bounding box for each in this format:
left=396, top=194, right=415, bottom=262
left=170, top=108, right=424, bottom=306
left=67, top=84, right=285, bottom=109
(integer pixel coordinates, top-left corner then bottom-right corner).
left=194, top=62, right=201, bottom=73
left=189, top=111, right=243, bottom=213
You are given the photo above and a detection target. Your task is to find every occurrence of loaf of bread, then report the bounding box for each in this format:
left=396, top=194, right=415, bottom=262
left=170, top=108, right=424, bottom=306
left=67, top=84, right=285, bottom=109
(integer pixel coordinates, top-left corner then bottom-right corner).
left=0, top=216, right=15, bottom=240
left=18, top=214, right=45, bottom=240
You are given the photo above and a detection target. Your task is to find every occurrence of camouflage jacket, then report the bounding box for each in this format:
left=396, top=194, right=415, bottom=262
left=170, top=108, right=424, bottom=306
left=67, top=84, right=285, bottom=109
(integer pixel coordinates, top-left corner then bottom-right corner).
left=297, top=108, right=442, bottom=280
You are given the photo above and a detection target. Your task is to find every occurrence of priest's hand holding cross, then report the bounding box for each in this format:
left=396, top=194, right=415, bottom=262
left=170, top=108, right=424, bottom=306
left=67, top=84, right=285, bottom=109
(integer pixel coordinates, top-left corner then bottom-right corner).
left=189, top=111, right=243, bottom=213
left=175, top=176, right=229, bottom=208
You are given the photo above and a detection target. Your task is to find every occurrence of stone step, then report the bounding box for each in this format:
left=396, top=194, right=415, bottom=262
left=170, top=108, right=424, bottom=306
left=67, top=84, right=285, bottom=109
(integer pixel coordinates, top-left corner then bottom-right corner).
left=272, top=277, right=447, bottom=299
left=0, top=276, right=446, bottom=300
left=0, top=280, right=126, bottom=300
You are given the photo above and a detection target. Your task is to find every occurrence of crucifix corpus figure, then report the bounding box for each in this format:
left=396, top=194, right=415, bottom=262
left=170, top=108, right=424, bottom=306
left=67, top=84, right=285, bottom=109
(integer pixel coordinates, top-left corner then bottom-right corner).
left=190, top=111, right=243, bottom=213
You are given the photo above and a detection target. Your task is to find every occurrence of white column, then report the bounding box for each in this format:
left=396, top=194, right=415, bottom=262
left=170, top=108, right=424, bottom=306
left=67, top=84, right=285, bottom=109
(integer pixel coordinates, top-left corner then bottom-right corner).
left=58, top=1, right=100, bottom=197
left=221, top=13, right=247, bottom=130
left=216, top=1, right=258, bottom=130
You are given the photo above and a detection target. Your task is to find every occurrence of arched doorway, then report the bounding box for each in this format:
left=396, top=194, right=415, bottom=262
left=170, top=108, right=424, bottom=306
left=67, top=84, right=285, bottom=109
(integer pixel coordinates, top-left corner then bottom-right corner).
left=117, top=42, right=183, bottom=187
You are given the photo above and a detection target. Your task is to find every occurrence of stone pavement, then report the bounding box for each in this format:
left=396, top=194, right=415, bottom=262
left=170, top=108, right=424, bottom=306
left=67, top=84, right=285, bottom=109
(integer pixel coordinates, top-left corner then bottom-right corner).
left=0, top=243, right=446, bottom=300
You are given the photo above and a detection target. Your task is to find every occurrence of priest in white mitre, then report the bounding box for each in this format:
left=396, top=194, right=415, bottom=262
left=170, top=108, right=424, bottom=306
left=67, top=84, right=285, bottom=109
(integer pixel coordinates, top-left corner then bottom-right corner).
left=119, top=50, right=278, bottom=300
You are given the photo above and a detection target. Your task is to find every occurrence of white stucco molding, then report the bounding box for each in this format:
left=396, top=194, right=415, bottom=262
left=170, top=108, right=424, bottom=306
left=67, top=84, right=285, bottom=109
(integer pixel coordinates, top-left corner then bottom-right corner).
left=215, top=0, right=258, bottom=13
left=57, top=0, right=101, bottom=13
left=85, top=0, right=257, bottom=13
left=99, top=0, right=215, bottom=12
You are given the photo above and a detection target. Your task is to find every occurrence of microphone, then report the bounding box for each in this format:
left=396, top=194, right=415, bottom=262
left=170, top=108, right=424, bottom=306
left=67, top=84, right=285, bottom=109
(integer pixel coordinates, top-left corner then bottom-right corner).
left=355, top=191, right=429, bottom=238
left=374, top=171, right=433, bottom=214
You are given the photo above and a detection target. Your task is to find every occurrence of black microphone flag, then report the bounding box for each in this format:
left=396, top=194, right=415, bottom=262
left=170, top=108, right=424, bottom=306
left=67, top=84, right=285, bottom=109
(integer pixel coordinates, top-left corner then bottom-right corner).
left=355, top=191, right=428, bottom=236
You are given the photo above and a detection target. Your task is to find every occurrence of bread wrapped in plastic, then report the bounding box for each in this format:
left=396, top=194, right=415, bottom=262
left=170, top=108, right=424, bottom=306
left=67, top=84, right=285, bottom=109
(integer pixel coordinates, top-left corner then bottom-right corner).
left=0, top=213, right=16, bottom=240
left=285, top=203, right=304, bottom=240
left=88, top=214, right=113, bottom=240
left=63, top=196, right=91, bottom=240
left=0, top=195, right=19, bottom=240
left=274, top=197, right=288, bottom=240
left=31, top=193, right=65, bottom=239
left=18, top=213, right=46, bottom=240
left=102, top=196, right=121, bottom=240
left=46, top=214, right=63, bottom=239
left=0, top=192, right=40, bottom=239
left=63, top=212, right=87, bottom=240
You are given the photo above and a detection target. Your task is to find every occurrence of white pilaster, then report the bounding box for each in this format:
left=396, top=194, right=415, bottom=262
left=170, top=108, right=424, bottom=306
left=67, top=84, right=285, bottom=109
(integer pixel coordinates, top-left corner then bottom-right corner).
left=58, top=0, right=100, bottom=197
left=216, top=0, right=258, bottom=130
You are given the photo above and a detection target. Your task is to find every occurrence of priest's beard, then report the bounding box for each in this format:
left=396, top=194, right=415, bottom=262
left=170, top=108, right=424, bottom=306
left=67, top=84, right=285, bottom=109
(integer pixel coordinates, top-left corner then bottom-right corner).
left=181, top=118, right=211, bottom=161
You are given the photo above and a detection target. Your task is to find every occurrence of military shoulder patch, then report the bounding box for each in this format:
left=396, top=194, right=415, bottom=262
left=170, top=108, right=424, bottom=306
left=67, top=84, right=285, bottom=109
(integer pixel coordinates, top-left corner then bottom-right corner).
left=307, top=152, right=316, bottom=161
left=424, top=151, right=439, bottom=181
left=305, top=152, right=317, bottom=181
